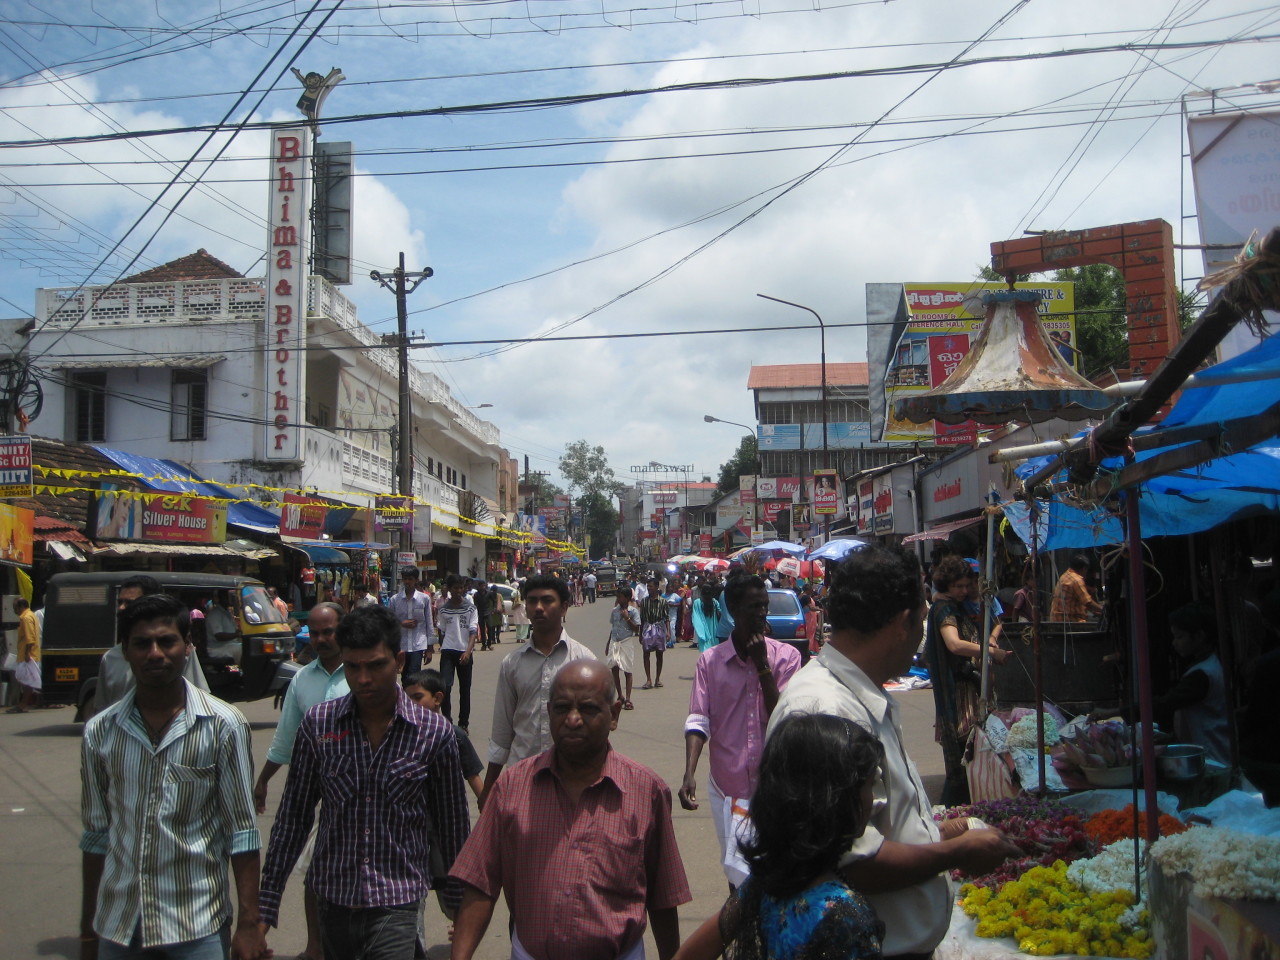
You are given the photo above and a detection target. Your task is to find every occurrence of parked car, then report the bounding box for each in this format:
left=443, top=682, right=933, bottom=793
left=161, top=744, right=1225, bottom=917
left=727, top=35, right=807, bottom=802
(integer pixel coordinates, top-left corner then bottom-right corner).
left=42, top=570, right=293, bottom=718
left=765, top=588, right=811, bottom=664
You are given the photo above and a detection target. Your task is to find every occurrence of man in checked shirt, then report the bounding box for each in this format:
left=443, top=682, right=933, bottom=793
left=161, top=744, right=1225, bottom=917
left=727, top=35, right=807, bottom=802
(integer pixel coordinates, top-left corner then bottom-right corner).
left=258, top=604, right=470, bottom=959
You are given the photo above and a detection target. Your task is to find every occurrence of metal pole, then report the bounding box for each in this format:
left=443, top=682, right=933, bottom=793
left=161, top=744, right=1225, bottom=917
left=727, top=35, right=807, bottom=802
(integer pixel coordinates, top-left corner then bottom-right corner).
left=979, top=501, right=996, bottom=705
left=1126, top=492, right=1160, bottom=844
left=371, top=253, right=432, bottom=557
left=1030, top=499, right=1046, bottom=793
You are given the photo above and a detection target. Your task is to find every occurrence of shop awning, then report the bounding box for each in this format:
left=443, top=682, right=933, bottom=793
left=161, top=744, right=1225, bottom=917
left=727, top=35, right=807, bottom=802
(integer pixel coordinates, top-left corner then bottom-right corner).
left=902, top=514, right=985, bottom=543
left=92, top=446, right=281, bottom=533
left=284, top=542, right=351, bottom=564
left=46, top=540, right=88, bottom=561
left=94, top=540, right=277, bottom=559
left=50, top=354, right=226, bottom=370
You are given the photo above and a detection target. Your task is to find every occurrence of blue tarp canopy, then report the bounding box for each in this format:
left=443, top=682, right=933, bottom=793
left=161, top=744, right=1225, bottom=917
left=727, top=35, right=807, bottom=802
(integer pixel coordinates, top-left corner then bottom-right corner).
left=1006, top=333, right=1280, bottom=548
left=93, top=447, right=281, bottom=533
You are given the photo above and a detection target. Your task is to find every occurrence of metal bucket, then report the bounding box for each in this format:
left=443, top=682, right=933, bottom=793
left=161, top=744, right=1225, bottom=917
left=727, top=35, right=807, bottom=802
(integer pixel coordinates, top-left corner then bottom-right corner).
left=1157, top=744, right=1206, bottom=780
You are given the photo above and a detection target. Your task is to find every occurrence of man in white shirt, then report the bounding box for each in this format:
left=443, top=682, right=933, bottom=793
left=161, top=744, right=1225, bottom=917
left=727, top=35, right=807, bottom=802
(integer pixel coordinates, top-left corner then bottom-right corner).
left=768, top=544, right=1019, bottom=960
left=479, top=574, right=595, bottom=810
left=388, top=567, right=434, bottom=680
left=252, top=602, right=347, bottom=960
left=435, top=575, right=479, bottom=730
left=583, top=571, right=598, bottom=603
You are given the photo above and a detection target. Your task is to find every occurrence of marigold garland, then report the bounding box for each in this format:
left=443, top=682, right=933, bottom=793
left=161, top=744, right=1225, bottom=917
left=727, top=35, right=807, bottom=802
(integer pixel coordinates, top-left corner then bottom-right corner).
left=960, top=861, right=1152, bottom=958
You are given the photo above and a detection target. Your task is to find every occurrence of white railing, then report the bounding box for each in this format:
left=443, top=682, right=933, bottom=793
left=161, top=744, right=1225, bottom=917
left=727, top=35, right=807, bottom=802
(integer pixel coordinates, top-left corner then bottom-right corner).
left=36, top=277, right=268, bottom=325
left=36, top=274, right=501, bottom=448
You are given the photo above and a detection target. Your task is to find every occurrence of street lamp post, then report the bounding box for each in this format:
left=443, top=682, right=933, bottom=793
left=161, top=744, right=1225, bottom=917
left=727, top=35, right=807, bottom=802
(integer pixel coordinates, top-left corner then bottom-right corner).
left=703, top=414, right=759, bottom=541
left=756, top=294, right=830, bottom=545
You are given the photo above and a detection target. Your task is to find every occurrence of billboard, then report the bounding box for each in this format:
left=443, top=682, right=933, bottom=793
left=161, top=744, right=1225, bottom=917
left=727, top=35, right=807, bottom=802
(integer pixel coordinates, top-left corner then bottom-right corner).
left=1187, top=109, right=1280, bottom=360
left=0, top=436, right=32, bottom=498
left=0, top=502, right=33, bottom=563
left=263, top=125, right=311, bottom=462
left=374, top=495, right=414, bottom=534
left=281, top=493, right=327, bottom=539
left=758, top=423, right=874, bottom=451
left=813, top=469, right=840, bottom=516
left=755, top=476, right=801, bottom=500
left=866, top=282, right=1076, bottom=445
left=94, top=484, right=227, bottom=543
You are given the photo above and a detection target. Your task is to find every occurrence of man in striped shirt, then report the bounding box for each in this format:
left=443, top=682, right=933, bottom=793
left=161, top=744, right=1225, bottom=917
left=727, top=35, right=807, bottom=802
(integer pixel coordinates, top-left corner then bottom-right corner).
left=259, top=604, right=470, bottom=958
left=80, top=593, right=266, bottom=960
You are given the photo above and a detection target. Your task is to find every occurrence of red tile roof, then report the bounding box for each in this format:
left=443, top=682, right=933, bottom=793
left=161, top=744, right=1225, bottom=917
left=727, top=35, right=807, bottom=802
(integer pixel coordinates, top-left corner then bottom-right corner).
left=123, top=249, right=243, bottom=284
left=747, top=363, right=868, bottom=389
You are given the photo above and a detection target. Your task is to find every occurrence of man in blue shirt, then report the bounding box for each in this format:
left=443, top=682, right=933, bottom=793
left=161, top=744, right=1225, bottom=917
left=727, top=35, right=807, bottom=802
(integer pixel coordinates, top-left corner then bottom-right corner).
left=253, top=601, right=347, bottom=960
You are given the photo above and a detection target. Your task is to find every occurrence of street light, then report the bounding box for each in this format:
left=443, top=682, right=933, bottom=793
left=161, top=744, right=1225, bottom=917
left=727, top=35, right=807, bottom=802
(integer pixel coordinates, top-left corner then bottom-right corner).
left=704, top=413, right=760, bottom=539
left=756, top=294, right=828, bottom=470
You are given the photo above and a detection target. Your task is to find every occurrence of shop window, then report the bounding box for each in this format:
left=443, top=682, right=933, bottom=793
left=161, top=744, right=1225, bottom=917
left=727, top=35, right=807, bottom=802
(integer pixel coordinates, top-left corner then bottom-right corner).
left=171, top=369, right=207, bottom=441
left=461, top=473, right=466, bottom=489
left=71, top=372, right=107, bottom=442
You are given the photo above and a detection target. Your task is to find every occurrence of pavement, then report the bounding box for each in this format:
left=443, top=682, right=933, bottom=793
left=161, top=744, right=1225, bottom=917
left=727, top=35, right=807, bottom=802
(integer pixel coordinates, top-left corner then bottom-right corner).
left=0, top=597, right=946, bottom=959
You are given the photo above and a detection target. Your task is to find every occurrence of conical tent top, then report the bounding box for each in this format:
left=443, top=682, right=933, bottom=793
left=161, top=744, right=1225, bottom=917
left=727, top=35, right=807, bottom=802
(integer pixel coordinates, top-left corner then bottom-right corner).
left=893, top=290, right=1111, bottom=425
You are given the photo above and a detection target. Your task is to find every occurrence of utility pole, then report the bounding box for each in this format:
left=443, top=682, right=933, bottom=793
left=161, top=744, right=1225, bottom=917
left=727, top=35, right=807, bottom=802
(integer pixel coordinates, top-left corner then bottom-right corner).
left=372, top=253, right=432, bottom=556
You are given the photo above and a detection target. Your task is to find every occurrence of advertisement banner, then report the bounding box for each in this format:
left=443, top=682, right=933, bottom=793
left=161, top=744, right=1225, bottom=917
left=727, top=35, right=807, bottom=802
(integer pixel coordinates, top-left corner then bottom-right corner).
left=374, top=495, right=414, bottom=534
left=856, top=479, right=875, bottom=535
left=0, top=501, right=34, bottom=564
left=281, top=493, right=327, bottom=540
left=94, top=484, right=227, bottom=543
left=0, top=436, right=32, bottom=498
left=760, top=501, right=789, bottom=523
left=263, top=125, right=311, bottom=462
left=700, top=533, right=712, bottom=552
left=751, top=528, right=764, bottom=546
left=553, top=494, right=571, bottom=508
left=813, top=469, right=839, bottom=516
left=1188, top=109, right=1280, bottom=360
left=739, top=475, right=756, bottom=504
left=791, top=503, right=812, bottom=533
left=756, top=476, right=801, bottom=500
left=868, top=282, right=1076, bottom=444
left=872, top=474, right=894, bottom=534
left=652, top=491, right=678, bottom=504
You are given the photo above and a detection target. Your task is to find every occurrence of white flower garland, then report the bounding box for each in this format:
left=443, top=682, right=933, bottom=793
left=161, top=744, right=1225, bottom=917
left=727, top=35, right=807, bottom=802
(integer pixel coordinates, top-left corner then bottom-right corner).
left=1149, top=827, right=1280, bottom=900
left=1006, top=712, right=1060, bottom=750
left=1068, top=838, right=1146, bottom=927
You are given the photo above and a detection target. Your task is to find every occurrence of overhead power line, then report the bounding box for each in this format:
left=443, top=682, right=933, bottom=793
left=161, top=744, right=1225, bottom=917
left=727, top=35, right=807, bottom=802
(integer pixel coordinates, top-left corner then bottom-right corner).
left=2, top=33, right=1276, bottom=151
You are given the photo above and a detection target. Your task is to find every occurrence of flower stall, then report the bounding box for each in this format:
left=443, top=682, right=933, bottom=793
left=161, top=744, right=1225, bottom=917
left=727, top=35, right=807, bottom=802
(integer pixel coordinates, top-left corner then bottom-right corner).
left=933, top=791, right=1280, bottom=960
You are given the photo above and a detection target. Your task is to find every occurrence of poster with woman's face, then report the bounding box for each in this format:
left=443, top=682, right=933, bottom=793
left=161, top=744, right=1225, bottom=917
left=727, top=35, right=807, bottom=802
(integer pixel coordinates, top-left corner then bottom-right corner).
left=96, top=483, right=140, bottom=539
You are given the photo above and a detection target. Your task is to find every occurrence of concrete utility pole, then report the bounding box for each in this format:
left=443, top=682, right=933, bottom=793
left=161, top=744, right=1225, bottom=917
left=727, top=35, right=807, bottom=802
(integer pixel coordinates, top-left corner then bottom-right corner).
left=372, top=253, right=432, bottom=554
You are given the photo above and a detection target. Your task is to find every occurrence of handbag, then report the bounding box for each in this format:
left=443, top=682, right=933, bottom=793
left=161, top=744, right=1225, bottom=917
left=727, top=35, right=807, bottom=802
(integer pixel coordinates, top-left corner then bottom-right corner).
left=0, top=652, right=15, bottom=672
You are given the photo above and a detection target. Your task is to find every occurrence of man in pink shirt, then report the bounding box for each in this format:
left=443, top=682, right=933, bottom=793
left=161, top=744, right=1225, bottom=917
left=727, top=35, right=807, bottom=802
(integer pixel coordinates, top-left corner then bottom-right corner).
left=678, top=572, right=802, bottom=888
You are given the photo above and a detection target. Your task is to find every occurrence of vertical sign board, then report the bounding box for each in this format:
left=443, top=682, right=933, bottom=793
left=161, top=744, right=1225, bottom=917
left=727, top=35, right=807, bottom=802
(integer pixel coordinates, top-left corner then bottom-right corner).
left=264, top=125, right=311, bottom=462
left=0, top=436, right=32, bottom=498
left=813, top=468, right=839, bottom=516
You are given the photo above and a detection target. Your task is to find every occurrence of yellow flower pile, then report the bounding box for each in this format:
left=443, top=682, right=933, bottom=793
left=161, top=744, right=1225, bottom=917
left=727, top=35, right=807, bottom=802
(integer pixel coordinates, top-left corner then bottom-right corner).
left=960, top=861, right=1153, bottom=958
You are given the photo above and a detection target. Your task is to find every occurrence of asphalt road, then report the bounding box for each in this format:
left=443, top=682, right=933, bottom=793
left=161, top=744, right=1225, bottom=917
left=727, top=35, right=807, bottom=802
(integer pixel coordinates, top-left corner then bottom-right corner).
left=0, top=596, right=946, bottom=959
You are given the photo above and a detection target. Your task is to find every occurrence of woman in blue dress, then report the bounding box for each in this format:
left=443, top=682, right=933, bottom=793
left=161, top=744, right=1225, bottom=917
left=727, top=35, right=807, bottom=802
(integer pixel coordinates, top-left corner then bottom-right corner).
left=674, top=713, right=885, bottom=960
left=691, top=581, right=722, bottom=653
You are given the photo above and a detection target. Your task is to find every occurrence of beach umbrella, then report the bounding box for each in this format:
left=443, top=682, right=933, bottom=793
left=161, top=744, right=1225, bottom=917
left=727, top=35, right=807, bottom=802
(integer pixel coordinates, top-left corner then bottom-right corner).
left=777, top=557, right=824, bottom=578
left=752, top=540, right=805, bottom=555
left=694, top=557, right=730, bottom=572
left=807, top=538, right=867, bottom=561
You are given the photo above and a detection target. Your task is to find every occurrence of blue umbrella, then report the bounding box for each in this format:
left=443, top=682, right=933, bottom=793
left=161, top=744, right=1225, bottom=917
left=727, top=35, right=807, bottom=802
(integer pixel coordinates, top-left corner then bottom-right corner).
left=806, top=538, right=867, bottom=561
left=752, top=540, right=806, bottom=555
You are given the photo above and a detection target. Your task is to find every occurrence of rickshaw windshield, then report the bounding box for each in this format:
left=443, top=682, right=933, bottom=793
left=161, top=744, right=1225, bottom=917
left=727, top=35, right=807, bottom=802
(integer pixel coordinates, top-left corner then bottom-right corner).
left=240, top=584, right=286, bottom=626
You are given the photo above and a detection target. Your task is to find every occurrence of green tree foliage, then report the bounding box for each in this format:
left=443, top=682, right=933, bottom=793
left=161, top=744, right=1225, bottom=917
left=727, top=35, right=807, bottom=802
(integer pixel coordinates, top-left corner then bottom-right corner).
left=558, top=439, right=625, bottom=501
left=716, top=433, right=758, bottom=496
left=1052, top=264, right=1127, bottom=377
left=578, top=490, right=620, bottom=560
left=520, top=473, right=564, bottom=511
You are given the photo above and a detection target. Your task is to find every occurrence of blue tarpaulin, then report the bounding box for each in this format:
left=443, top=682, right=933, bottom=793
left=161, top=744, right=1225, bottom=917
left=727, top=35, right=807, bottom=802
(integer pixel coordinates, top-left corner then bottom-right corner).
left=92, top=447, right=281, bottom=533
left=1007, top=333, right=1280, bottom=547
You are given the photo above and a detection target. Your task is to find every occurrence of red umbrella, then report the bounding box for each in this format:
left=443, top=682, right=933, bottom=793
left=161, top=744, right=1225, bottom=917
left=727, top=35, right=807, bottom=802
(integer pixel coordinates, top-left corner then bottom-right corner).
left=777, top=558, right=823, bottom=579
left=693, top=557, right=730, bottom=572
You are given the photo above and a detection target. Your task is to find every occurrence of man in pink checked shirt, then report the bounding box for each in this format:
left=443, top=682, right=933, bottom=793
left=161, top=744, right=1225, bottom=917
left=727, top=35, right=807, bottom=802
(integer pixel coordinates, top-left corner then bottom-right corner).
left=677, top=572, right=802, bottom=889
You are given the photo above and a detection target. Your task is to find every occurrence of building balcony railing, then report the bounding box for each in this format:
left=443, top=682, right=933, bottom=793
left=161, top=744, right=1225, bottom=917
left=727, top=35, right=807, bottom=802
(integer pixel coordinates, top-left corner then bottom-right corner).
left=34, top=274, right=500, bottom=449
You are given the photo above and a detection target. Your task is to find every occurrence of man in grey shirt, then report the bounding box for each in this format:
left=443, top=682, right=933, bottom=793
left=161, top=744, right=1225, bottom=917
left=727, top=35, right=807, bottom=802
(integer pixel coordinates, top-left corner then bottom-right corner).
left=479, top=574, right=594, bottom=809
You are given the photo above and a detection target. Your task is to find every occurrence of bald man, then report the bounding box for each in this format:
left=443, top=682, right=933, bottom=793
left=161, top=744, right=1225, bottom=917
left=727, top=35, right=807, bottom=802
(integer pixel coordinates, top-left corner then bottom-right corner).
left=450, top=661, right=690, bottom=960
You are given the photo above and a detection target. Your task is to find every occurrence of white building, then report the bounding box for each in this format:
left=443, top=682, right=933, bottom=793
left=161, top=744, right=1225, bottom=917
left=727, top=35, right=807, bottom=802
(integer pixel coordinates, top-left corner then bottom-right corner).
left=24, top=250, right=506, bottom=575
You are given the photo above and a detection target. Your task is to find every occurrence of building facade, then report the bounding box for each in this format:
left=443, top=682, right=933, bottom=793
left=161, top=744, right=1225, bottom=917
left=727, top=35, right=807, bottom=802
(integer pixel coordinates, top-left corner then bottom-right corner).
left=24, top=250, right=507, bottom=575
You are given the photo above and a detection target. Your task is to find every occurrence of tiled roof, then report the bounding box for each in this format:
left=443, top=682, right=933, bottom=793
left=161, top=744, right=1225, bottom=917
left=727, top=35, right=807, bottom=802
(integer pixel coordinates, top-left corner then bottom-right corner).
left=747, top=363, right=869, bottom=389
left=122, top=249, right=243, bottom=284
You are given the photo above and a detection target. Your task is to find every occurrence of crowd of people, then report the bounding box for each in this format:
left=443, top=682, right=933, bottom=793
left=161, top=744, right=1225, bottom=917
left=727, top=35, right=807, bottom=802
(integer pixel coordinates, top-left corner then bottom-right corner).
left=74, top=548, right=1032, bottom=960
left=72, top=542, right=1268, bottom=960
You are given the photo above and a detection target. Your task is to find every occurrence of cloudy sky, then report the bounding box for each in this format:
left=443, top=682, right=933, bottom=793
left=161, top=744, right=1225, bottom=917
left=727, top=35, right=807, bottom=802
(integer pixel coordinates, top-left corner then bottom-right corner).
left=1, top=0, right=1277, bottom=490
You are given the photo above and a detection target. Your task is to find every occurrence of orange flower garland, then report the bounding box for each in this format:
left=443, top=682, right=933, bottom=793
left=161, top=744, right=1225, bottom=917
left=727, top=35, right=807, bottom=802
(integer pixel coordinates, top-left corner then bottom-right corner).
left=1084, top=804, right=1186, bottom=846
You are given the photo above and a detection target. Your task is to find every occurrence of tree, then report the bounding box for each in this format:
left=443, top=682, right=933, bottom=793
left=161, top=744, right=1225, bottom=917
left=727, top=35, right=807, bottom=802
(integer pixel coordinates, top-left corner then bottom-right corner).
left=578, top=490, right=620, bottom=559
left=716, top=433, right=758, bottom=496
left=558, top=439, right=625, bottom=501
left=520, top=473, right=564, bottom=512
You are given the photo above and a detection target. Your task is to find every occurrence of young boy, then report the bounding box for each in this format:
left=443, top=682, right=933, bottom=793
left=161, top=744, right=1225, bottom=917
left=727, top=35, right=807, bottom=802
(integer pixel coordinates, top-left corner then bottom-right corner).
left=403, top=670, right=484, bottom=800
